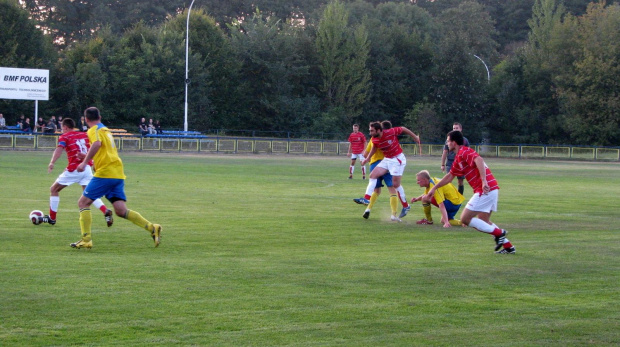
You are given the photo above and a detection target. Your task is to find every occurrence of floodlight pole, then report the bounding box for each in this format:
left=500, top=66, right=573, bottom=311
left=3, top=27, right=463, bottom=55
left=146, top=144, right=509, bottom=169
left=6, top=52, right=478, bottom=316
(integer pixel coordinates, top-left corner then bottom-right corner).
left=184, top=0, right=196, bottom=132
left=472, top=54, right=490, bottom=83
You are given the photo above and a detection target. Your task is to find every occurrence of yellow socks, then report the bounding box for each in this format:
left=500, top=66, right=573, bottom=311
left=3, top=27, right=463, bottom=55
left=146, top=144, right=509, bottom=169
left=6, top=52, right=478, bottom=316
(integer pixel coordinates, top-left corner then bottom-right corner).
left=449, top=219, right=462, bottom=226
left=423, top=203, right=433, bottom=222
left=79, top=208, right=92, bottom=241
left=125, top=209, right=153, bottom=232
left=390, top=195, right=398, bottom=216
left=368, top=192, right=379, bottom=210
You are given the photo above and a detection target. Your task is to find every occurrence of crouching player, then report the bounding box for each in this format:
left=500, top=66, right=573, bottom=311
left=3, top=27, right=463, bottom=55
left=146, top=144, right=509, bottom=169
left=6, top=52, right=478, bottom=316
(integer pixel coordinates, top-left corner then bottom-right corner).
left=410, top=170, right=464, bottom=227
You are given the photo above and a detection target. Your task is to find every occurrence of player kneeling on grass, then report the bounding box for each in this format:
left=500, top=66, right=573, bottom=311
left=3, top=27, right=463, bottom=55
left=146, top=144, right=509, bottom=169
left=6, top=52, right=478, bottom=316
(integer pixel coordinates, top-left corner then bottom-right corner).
left=43, top=118, right=113, bottom=226
left=71, top=107, right=162, bottom=249
left=410, top=170, right=464, bottom=227
left=426, top=130, right=516, bottom=254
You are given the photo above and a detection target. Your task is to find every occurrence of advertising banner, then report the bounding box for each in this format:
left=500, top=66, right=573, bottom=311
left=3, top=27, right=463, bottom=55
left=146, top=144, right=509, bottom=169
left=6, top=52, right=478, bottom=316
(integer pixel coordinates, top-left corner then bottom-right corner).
left=0, top=67, right=49, bottom=101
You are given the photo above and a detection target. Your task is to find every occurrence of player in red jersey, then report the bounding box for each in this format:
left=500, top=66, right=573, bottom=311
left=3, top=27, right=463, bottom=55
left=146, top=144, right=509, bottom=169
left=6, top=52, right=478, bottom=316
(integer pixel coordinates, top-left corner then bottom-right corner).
left=355, top=121, right=422, bottom=220
left=347, top=124, right=367, bottom=179
left=41, top=118, right=113, bottom=226
left=427, top=130, right=516, bottom=254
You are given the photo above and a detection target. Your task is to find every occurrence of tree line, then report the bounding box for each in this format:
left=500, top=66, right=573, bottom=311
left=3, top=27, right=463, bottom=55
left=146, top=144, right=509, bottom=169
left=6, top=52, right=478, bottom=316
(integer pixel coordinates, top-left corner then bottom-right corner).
left=1, top=0, right=617, bottom=145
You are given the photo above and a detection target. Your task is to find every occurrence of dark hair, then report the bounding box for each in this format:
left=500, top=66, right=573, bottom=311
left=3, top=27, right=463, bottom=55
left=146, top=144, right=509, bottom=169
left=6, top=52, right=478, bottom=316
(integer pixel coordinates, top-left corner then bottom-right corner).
left=381, top=120, right=392, bottom=129
left=369, top=121, right=382, bottom=132
left=84, top=107, right=101, bottom=121
left=62, top=118, right=75, bottom=129
left=447, top=130, right=464, bottom=146
left=352, top=123, right=359, bottom=127
left=453, top=122, right=463, bottom=129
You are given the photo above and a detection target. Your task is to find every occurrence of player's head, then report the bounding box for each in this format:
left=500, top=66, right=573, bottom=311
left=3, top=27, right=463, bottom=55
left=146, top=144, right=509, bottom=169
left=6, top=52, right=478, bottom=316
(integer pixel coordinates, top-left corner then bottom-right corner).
left=352, top=124, right=359, bottom=132
left=416, top=170, right=431, bottom=187
left=84, top=107, right=101, bottom=123
left=447, top=130, right=464, bottom=148
left=61, top=118, right=75, bottom=133
left=368, top=121, right=382, bottom=138
left=452, top=122, right=463, bottom=132
left=381, top=120, right=392, bottom=130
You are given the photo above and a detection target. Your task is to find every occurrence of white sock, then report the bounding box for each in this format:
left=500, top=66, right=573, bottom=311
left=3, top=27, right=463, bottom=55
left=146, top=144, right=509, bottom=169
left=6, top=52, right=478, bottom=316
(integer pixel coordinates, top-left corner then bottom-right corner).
left=92, top=199, right=105, bottom=211
left=361, top=166, right=366, bottom=176
left=350, top=166, right=354, bottom=175
left=468, top=218, right=495, bottom=233
left=365, top=178, right=378, bottom=196
left=50, top=196, right=59, bottom=212
left=396, top=186, right=407, bottom=205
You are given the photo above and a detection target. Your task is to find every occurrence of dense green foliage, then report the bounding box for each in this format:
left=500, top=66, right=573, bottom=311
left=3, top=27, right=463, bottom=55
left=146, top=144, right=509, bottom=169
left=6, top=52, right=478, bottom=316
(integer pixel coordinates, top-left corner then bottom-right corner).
left=1, top=152, right=619, bottom=345
left=0, top=0, right=617, bottom=144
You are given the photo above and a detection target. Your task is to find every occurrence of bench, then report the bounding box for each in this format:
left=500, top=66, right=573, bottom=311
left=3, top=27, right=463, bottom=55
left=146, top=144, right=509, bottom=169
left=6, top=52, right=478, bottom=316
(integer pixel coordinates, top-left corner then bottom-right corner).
left=145, top=134, right=208, bottom=139
left=161, top=130, right=202, bottom=136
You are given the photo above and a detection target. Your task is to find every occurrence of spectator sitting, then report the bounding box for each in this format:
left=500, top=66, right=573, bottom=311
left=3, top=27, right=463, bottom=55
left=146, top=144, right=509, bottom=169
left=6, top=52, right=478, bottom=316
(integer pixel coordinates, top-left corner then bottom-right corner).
left=154, top=120, right=162, bottom=134
left=44, top=117, right=57, bottom=134
left=22, top=118, right=32, bottom=133
left=138, top=117, right=148, bottom=136
left=36, top=117, right=46, bottom=133
left=0, top=113, right=6, bottom=129
left=147, top=118, right=157, bottom=135
left=16, top=114, right=25, bottom=128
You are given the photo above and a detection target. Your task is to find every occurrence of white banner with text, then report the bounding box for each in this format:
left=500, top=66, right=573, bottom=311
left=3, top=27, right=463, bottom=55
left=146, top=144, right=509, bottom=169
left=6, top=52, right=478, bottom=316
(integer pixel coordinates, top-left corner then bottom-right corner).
left=0, top=67, right=49, bottom=101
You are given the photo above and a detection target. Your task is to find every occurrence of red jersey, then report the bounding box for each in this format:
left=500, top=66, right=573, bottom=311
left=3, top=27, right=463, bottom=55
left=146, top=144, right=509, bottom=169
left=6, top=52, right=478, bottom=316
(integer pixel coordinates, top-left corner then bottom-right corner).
left=371, top=127, right=403, bottom=158
left=450, top=146, right=499, bottom=195
left=57, top=131, right=93, bottom=172
left=348, top=131, right=366, bottom=154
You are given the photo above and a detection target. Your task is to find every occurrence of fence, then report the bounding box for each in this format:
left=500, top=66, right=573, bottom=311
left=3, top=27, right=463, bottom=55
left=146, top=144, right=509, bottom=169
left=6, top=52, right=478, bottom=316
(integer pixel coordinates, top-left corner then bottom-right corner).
left=0, top=133, right=618, bottom=161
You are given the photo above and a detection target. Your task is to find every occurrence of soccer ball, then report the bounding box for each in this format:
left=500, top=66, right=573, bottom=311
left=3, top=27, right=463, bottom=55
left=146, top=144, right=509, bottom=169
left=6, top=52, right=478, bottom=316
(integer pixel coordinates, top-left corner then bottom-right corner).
left=29, top=210, right=44, bottom=225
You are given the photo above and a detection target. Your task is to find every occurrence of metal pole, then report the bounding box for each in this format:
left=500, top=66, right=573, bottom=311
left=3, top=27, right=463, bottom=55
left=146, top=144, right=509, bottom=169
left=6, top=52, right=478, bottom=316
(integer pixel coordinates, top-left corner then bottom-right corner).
left=472, top=54, right=490, bottom=83
left=184, top=0, right=196, bottom=132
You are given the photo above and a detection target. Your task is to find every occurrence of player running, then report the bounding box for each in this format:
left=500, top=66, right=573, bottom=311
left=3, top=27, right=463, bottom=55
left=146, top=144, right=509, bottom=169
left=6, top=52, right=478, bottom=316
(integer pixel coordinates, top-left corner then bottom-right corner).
left=354, top=121, right=422, bottom=219
left=347, top=124, right=367, bottom=179
left=427, top=130, right=516, bottom=254
left=42, top=118, right=113, bottom=226
left=71, top=107, right=162, bottom=249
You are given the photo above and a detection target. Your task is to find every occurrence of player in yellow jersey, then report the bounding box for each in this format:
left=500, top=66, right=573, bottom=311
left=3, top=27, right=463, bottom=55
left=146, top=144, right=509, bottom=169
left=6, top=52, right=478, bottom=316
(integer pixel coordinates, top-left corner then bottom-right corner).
left=71, top=107, right=162, bottom=249
left=410, top=170, right=465, bottom=228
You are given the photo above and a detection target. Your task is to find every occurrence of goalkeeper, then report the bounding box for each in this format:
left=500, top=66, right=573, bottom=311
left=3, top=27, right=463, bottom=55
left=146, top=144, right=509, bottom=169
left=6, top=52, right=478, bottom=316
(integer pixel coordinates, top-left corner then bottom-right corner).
left=410, top=170, right=464, bottom=228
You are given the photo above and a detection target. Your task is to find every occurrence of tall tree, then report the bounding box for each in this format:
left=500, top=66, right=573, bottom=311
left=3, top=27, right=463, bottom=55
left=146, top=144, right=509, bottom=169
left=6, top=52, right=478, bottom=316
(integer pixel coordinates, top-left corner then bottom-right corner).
left=315, top=0, right=371, bottom=124
left=0, top=0, right=56, bottom=122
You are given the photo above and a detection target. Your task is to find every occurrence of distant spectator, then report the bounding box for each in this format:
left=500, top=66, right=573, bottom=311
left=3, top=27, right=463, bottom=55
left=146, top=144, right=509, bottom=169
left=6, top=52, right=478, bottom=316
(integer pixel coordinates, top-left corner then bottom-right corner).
left=36, top=117, right=46, bottom=133
left=154, top=120, right=162, bottom=134
left=16, top=114, right=25, bottom=127
left=138, top=117, right=148, bottom=136
left=78, top=116, right=88, bottom=132
left=147, top=118, right=157, bottom=135
left=22, top=118, right=32, bottom=133
left=0, top=113, right=6, bottom=129
left=44, top=117, right=57, bottom=134
left=56, top=116, right=63, bottom=129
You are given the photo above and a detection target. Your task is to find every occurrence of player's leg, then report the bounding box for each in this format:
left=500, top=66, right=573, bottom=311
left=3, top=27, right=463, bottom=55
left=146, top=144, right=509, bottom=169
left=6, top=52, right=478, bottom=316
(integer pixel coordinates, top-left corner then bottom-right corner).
left=355, top=163, right=388, bottom=204
left=108, top=180, right=162, bottom=247
left=390, top=165, right=410, bottom=218
left=447, top=203, right=462, bottom=226
left=46, top=182, right=66, bottom=224
left=460, top=191, right=514, bottom=253
left=349, top=157, right=356, bottom=179
left=73, top=194, right=95, bottom=249
left=359, top=155, right=367, bottom=179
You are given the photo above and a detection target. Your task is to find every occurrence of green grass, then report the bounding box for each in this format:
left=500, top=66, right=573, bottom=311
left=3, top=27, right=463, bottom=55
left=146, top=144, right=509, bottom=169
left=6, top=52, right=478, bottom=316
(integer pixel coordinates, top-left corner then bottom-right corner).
left=1, top=151, right=618, bottom=346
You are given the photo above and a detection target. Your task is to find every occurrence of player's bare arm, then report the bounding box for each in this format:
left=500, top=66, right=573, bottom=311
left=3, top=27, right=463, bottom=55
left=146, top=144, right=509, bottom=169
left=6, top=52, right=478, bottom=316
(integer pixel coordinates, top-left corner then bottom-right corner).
left=438, top=202, right=451, bottom=228
left=440, top=149, right=448, bottom=172
left=77, top=140, right=101, bottom=172
left=361, top=146, right=377, bottom=165
left=427, top=173, right=455, bottom=197
left=48, top=147, right=63, bottom=173
left=474, top=156, right=490, bottom=193
left=400, top=127, right=422, bottom=155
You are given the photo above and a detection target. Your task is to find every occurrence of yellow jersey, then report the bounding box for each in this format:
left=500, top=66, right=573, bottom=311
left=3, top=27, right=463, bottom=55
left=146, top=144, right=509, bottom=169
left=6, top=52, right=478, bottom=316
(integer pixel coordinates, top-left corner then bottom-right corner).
left=365, top=142, right=384, bottom=164
left=425, top=177, right=465, bottom=207
left=87, top=123, right=126, bottom=179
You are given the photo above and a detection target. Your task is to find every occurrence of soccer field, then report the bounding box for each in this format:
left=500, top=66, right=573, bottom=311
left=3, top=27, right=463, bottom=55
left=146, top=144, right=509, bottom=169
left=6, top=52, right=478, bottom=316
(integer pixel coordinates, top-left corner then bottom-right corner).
left=1, top=151, right=618, bottom=346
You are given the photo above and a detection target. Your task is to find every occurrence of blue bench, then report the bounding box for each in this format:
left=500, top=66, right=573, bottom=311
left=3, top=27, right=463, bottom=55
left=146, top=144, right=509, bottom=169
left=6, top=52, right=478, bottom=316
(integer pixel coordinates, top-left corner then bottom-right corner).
left=161, top=130, right=202, bottom=136
left=0, top=129, right=29, bottom=134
